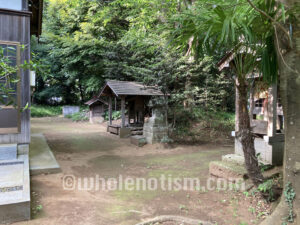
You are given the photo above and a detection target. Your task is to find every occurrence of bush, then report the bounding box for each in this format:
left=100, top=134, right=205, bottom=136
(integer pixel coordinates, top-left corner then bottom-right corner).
left=171, top=107, right=235, bottom=143
left=104, top=110, right=122, bottom=121
left=65, top=112, right=89, bottom=122
left=31, top=105, right=62, bottom=117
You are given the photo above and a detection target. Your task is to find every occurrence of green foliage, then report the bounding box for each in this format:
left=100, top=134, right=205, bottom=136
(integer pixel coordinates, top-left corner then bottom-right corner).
left=172, top=107, right=235, bottom=143
left=283, top=182, right=296, bottom=224
left=0, top=46, right=19, bottom=107
left=66, top=112, right=89, bottom=122
left=104, top=111, right=122, bottom=121
left=33, top=0, right=234, bottom=111
left=167, top=0, right=287, bottom=83
left=31, top=105, right=62, bottom=117
left=160, top=135, right=174, bottom=144
left=258, top=179, right=275, bottom=202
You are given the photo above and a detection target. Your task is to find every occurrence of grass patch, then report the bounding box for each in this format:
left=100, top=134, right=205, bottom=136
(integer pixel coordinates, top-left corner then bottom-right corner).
left=145, top=151, right=219, bottom=168
left=172, top=108, right=235, bottom=143
left=31, top=105, right=62, bottom=117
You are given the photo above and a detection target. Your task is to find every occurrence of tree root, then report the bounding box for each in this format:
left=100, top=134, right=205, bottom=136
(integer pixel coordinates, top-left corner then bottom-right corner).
left=135, top=215, right=213, bottom=225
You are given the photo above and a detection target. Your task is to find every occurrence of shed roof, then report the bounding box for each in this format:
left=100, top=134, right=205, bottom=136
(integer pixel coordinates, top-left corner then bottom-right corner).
left=85, top=97, right=108, bottom=106
left=99, top=80, right=164, bottom=97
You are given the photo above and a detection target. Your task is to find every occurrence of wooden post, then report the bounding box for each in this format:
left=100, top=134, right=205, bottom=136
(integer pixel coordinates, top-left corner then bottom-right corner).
left=121, top=96, right=126, bottom=128
left=267, top=84, right=277, bottom=137
left=235, top=79, right=240, bottom=132
left=109, top=96, right=112, bottom=125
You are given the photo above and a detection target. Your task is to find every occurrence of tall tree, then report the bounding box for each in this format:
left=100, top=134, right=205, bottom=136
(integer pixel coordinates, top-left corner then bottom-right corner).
left=260, top=0, right=299, bottom=223
left=167, top=0, right=282, bottom=185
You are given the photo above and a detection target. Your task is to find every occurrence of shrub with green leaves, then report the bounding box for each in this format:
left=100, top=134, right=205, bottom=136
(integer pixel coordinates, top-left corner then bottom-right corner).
left=31, top=105, right=62, bottom=117
left=65, top=112, right=89, bottom=122
left=104, top=111, right=122, bottom=121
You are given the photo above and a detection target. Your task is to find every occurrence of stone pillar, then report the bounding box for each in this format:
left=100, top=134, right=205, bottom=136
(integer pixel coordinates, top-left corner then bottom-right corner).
left=143, top=98, right=168, bottom=144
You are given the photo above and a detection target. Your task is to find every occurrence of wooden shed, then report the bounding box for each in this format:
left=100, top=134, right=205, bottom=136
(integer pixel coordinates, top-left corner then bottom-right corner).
left=0, top=1, right=44, bottom=223
left=98, top=80, right=164, bottom=137
left=85, top=97, right=108, bottom=124
left=218, top=49, right=284, bottom=165
left=0, top=0, right=43, bottom=144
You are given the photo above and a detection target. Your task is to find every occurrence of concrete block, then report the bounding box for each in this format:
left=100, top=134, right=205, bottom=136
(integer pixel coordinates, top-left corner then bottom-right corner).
left=0, top=144, right=17, bottom=160
left=119, top=128, right=131, bottom=138
left=0, top=201, right=30, bottom=224
left=63, top=106, right=80, bottom=117
left=0, top=155, right=30, bottom=224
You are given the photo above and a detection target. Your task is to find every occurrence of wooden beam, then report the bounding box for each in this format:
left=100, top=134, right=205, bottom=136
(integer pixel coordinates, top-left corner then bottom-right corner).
left=121, top=96, right=126, bottom=128
left=267, top=84, right=277, bottom=137
left=108, top=96, right=112, bottom=125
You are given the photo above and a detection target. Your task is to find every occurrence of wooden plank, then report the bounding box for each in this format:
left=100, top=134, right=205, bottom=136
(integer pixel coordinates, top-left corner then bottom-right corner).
left=121, top=96, right=126, bottom=128
left=108, top=96, right=112, bottom=125
left=108, top=125, right=120, bottom=135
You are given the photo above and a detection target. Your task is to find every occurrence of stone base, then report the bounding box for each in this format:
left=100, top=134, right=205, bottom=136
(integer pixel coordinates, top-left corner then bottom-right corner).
left=209, top=161, right=247, bottom=180
left=0, top=154, right=31, bottom=224
left=0, top=144, right=17, bottom=160
left=222, top=154, right=269, bottom=166
left=143, top=126, right=168, bottom=144
left=0, top=201, right=30, bottom=224
left=234, top=134, right=284, bottom=166
left=210, top=154, right=282, bottom=182
left=130, top=136, right=147, bottom=147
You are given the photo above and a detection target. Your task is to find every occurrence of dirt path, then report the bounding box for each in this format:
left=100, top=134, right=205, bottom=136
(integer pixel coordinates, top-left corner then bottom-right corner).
left=16, top=117, right=268, bottom=225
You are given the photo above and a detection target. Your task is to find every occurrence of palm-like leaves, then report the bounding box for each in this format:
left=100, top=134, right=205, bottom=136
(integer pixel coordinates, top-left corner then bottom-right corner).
left=168, top=0, right=283, bottom=83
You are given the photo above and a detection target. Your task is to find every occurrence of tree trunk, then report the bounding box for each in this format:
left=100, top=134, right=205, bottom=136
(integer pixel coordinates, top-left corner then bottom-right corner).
left=237, top=77, right=264, bottom=186
left=261, top=1, right=300, bottom=224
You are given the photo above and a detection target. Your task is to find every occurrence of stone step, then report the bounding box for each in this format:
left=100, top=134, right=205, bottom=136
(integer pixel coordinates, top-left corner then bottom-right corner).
left=130, top=127, right=143, bottom=131
left=131, top=131, right=143, bottom=135
left=0, top=144, right=17, bottom=160
left=209, top=161, right=248, bottom=180
left=130, top=135, right=147, bottom=147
